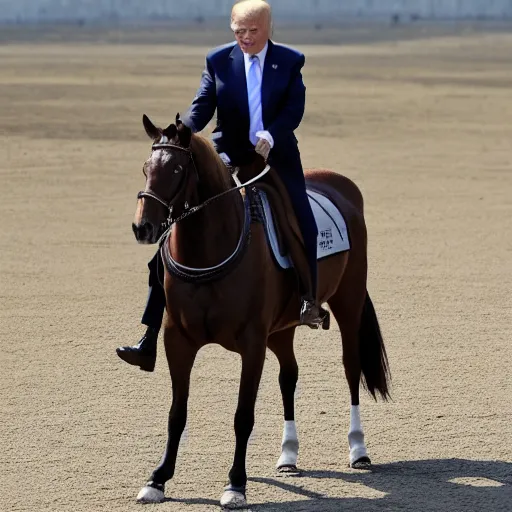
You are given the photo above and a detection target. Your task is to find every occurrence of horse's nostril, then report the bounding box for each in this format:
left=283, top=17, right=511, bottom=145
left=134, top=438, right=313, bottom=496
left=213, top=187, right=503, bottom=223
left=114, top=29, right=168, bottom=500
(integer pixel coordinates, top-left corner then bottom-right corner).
left=133, top=222, right=153, bottom=241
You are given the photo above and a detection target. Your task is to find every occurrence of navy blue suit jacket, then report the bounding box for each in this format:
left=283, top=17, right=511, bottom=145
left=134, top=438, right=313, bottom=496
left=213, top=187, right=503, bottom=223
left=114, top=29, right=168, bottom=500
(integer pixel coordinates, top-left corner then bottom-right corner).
left=181, top=40, right=305, bottom=171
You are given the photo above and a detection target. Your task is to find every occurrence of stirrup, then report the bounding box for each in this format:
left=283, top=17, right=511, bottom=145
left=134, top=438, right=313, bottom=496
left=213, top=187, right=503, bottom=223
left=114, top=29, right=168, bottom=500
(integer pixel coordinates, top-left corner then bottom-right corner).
left=300, top=299, right=330, bottom=330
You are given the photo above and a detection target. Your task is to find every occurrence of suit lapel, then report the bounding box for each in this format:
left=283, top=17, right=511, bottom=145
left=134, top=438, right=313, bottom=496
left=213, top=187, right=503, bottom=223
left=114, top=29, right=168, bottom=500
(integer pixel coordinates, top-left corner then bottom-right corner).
left=229, top=44, right=250, bottom=122
left=261, top=40, right=277, bottom=128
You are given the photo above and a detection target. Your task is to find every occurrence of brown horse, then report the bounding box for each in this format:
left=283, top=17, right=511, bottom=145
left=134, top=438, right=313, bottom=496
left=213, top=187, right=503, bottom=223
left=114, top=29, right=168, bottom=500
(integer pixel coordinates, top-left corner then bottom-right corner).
left=131, top=114, right=390, bottom=508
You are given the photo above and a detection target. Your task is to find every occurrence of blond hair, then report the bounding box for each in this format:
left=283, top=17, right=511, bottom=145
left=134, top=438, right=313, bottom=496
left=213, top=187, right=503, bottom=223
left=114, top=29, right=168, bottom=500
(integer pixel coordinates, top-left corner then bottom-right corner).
left=231, top=0, right=272, bottom=30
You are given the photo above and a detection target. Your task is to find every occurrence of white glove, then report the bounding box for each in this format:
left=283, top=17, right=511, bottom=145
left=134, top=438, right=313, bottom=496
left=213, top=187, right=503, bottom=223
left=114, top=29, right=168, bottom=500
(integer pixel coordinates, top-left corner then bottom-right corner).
left=255, top=138, right=271, bottom=161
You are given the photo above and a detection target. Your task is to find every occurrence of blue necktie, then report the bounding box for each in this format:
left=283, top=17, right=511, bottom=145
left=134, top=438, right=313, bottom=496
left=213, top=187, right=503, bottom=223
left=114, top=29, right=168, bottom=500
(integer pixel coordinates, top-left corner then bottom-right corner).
left=247, top=55, right=264, bottom=146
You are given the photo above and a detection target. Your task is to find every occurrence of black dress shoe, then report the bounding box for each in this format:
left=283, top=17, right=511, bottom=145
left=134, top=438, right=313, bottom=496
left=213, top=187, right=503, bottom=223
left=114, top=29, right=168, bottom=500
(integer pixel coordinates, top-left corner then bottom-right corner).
left=116, top=327, right=158, bottom=372
left=299, top=298, right=330, bottom=330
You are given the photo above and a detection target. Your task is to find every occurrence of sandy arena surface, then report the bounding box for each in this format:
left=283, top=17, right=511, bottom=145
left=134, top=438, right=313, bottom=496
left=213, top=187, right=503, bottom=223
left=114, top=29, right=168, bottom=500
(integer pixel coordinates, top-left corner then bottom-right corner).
left=1, top=24, right=511, bottom=512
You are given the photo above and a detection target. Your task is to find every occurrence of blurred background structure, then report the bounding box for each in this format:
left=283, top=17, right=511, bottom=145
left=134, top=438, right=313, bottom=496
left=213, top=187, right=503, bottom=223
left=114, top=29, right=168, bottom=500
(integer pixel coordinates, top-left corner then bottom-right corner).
left=1, top=0, right=512, bottom=23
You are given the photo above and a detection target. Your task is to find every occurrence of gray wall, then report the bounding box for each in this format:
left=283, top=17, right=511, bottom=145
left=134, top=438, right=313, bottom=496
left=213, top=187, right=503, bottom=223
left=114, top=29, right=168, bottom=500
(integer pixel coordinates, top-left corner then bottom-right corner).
left=1, top=0, right=512, bottom=22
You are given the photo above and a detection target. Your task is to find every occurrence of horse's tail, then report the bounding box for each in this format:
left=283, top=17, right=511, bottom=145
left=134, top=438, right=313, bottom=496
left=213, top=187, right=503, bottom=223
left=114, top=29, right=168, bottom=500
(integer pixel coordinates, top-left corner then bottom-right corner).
left=359, top=292, right=391, bottom=400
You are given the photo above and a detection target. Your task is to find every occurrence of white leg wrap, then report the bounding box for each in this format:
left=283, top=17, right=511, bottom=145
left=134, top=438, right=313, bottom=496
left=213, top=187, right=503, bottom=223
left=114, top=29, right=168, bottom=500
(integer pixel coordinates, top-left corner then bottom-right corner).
left=136, top=485, right=165, bottom=503
left=220, top=490, right=247, bottom=509
left=276, top=420, right=299, bottom=468
left=348, top=405, right=369, bottom=465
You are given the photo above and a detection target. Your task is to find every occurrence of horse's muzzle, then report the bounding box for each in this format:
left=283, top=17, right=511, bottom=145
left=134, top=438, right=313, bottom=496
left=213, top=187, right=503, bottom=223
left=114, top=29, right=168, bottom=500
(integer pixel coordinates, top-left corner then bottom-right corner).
left=132, top=222, right=155, bottom=244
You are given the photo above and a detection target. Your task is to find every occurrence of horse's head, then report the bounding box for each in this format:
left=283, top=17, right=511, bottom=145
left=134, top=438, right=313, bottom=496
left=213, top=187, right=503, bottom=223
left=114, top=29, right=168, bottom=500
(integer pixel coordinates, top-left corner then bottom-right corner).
left=133, top=114, right=196, bottom=244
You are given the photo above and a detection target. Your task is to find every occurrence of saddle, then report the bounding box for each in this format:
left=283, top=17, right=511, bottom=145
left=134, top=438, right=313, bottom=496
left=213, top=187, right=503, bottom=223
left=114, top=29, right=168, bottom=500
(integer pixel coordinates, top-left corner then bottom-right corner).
left=237, top=163, right=313, bottom=295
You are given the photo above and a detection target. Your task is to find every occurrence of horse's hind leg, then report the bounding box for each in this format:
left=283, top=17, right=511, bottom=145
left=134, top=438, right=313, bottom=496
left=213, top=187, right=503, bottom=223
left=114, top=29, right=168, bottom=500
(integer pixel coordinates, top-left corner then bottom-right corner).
left=268, top=328, right=300, bottom=475
left=328, top=284, right=371, bottom=469
left=136, top=329, right=197, bottom=503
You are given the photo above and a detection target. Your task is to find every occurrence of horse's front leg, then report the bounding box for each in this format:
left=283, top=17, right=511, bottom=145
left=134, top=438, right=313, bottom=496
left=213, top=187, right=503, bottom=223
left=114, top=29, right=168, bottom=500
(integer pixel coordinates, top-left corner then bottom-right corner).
left=137, top=329, right=197, bottom=503
left=220, top=340, right=266, bottom=509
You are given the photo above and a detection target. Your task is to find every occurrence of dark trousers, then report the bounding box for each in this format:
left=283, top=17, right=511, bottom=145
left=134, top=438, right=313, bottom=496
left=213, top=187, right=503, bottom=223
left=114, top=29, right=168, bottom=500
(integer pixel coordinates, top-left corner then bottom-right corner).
left=274, top=162, right=318, bottom=298
left=141, top=251, right=166, bottom=330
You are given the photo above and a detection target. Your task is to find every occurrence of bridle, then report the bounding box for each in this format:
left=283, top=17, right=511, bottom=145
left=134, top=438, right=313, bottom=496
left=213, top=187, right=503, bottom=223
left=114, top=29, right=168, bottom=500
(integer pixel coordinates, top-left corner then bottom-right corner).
left=137, top=142, right=271, bottom=230
left=137, top=142, right=197, bottom=226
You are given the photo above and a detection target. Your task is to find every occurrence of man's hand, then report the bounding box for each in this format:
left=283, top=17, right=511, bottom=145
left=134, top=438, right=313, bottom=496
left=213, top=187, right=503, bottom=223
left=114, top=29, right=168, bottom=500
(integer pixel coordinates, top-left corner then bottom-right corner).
left=255, top=138, right=271, bottom=161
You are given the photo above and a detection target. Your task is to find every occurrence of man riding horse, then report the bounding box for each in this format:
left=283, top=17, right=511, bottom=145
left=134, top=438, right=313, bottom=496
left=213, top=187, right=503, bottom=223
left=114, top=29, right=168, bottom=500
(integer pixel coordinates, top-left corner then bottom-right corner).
left=117, top=0, right=328, bottom=371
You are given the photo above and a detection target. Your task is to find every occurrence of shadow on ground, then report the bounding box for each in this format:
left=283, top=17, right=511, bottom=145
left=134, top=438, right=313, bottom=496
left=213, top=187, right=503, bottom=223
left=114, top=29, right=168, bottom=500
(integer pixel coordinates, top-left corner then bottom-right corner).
left=244, top=458, right=512, bottom=511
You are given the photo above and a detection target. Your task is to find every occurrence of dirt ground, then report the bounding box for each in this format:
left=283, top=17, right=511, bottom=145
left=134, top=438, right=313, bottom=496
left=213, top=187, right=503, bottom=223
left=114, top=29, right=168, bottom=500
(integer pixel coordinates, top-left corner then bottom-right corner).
left=1, top=23, right=511, bottom=512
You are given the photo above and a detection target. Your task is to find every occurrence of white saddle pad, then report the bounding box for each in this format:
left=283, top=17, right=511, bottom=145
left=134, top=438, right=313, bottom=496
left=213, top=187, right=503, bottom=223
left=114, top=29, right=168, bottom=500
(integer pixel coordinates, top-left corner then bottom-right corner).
left=259, top=189, right=350, bottom=269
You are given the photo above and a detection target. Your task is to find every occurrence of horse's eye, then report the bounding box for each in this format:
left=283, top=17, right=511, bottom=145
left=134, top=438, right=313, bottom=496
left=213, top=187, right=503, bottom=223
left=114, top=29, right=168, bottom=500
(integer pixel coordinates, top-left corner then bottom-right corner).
left=174, top=165, right=183, bottom=174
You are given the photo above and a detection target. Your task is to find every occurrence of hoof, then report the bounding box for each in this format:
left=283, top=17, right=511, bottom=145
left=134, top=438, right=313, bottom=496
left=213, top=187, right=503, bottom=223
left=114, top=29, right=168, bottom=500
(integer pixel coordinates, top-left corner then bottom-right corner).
left=136, top=485, right=165, bottom=504
left=220, top=489, right=247, bottom=509
left=351, top=456, right=371, bottom=470
left=276, top=464, right=302, bottom=477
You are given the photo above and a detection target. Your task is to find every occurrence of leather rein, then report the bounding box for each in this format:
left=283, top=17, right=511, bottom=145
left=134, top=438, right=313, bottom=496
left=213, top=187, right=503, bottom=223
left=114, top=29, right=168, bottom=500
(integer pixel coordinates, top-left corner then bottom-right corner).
left=137, top=142, right=271, bottom=283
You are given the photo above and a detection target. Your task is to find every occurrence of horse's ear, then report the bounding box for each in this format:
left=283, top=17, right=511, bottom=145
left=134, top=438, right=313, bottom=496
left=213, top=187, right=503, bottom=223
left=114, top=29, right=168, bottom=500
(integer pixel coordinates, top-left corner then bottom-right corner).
left=162, top=123, right=177, bottom=140
left=143, top=114, right=161, bottom=141
left=177, top=121, right=192, bottom=148
left=175, top=112, right=182, bottom=127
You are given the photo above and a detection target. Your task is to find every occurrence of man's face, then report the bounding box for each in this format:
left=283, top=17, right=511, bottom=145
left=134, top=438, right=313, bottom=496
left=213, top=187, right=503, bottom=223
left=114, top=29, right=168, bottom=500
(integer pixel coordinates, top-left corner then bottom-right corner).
left=232, top=14, right=270, bottom=55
